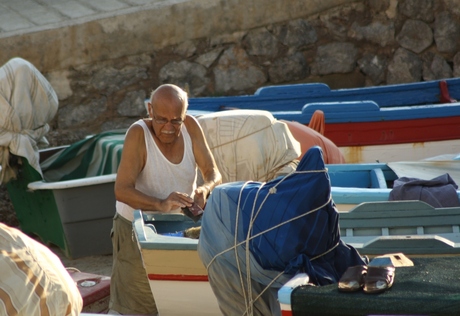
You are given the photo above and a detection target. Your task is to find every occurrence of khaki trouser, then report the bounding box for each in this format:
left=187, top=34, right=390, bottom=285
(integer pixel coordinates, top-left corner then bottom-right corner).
left=109, top=212, right=158, bottom=315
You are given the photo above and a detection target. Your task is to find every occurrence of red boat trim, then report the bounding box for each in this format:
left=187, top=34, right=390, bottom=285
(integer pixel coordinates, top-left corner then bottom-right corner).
left=322, top=116, right=460, bottom=146
left=148, top=274, right=209, bottom=282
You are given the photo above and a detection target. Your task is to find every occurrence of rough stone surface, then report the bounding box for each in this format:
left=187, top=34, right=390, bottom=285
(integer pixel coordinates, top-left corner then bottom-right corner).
left=245, top=27, right=279, bottom=57
left=453, top=52, right=460, bottom=78
left=268, top=52, right=309, bottom=84
left=396, top=19, right=433, bottom=54
left=18, top=0, right=458, bottom=138
left=159, top=60, right=209, bottom=97
left=434, top=11, right=460, bottom=53
left=357, top=54, right=388, bottom=85
left=213, top=46, right=267, bottom=93
left=348, top=21, right=395, bottom=47
left=194, top=48, right=224, bottom=68
left=315, top=42, right=358, bottom=75
left=275, top=19, right=318, bottom=50
left=387, top=48, right=423, bottom=84
left=423, top=53, right=453, bottom=81
left=117, top=90, right=147, bottom=117
left=398, top=0, right=435, bottom=22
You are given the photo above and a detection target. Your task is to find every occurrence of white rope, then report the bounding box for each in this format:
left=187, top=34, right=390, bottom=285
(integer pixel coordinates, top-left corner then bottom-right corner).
left=206, top=168, right=334, bottom=316
left=234, top=181, right=251, bottom=314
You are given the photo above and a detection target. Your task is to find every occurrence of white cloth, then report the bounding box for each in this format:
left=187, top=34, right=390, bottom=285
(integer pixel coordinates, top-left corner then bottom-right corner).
left=116, top=119, right=197, bottom=221
left=197, top=110, right=301, bottom=183
left=0, top=223, right=83, bottom=315
left=0, top=58, right=58, bottom=184
left=388, top=160, right=460, bottom=186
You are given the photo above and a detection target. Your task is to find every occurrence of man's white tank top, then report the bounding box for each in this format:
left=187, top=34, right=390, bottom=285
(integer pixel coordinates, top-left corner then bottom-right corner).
left=116, top=119, right=197, bottom=221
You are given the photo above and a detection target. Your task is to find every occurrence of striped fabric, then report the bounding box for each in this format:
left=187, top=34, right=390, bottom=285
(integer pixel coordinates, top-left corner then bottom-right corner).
left=0, top=223, right=82, bottom=315
left=40, top=130, right=126, bottom=182
left=0, top=58, right=58, bottom=184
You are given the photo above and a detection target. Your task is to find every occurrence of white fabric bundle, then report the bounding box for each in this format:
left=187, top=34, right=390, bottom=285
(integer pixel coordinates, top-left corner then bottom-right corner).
left=0, top=58, right=58, bottom=184
left=197, top=109, right=301, bottom=183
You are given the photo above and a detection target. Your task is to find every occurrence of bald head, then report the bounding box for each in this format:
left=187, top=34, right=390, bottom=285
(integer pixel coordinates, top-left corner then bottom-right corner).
left=150, top=84, right=188, bottom=113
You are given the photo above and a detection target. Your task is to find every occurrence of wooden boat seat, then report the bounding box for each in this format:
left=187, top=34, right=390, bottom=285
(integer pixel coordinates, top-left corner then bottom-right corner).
left=340, top=201, right=460, bottom=255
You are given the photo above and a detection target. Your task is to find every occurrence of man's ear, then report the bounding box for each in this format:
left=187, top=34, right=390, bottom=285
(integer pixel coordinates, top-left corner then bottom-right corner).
left=147, top=102, right=152, bottom=117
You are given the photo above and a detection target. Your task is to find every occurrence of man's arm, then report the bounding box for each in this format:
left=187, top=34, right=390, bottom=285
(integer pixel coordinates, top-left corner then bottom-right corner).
left=185, top=115, right=222, bottom=207
left=115, top=123, right=193, bottom=212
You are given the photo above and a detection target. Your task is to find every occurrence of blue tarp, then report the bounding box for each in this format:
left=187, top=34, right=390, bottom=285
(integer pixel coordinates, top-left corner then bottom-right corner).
left=198, top=146, right=364, bottom=316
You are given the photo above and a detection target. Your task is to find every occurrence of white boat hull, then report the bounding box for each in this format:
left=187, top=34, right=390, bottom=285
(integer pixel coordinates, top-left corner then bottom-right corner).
left=340, top=139, right=460, bottom=163
left=148, top=280, right=220, bottom=316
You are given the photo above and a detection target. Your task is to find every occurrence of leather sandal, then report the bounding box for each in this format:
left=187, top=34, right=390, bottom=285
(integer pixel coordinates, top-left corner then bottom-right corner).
left=363, top=266, right=395, bottom=294
left=338, top=265, right=368, bottom=292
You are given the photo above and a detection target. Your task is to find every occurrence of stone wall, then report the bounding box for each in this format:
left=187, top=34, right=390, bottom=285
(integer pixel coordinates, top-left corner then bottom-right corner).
left=13, top=0, right=460, bottom=145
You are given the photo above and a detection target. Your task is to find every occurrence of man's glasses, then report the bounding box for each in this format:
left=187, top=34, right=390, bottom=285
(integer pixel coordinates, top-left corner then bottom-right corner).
left=152, top=115, right=184, bottom=126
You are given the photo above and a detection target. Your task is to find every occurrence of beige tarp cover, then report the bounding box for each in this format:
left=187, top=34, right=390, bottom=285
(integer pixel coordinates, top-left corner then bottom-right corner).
left=0, top=223, right=82, bottom=315
left=197, top=110, right=301, bottom=183
left=0, top=58, right=58, bottom=184
left=388, top=160, right=460, bottom=185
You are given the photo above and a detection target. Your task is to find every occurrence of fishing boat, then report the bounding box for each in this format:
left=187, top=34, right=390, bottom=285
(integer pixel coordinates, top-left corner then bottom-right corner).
left=133, top=211, right=220, bottom=316
left=6, top=130, right=125, bottom=258
left=327, top=158, right=460, bottom=211
left=187, top=79, right=460, bottom=163
left=134, top=196, right=460, bottom=316
left=7, top=104, right=457, bottom=262
left=133, top=147, right=460, bottom=315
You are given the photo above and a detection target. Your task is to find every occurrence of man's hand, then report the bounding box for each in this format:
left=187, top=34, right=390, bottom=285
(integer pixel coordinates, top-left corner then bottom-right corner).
left=161, top=192, right=194, bottom=212
left=193, top=185, right=209, bottom=208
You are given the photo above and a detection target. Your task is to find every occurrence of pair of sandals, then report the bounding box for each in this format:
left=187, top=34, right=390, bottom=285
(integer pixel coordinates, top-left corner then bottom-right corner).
left=338, top=265, right=395, bottom=294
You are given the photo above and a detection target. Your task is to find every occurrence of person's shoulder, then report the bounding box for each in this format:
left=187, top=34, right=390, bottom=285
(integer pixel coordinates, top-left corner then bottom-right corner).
left=126, top=119, right=148, bottom=139
left=184, top=115, right=202, bottom=134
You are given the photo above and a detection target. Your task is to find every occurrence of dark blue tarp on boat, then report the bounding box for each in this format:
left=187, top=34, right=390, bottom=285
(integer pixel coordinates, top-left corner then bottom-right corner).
left=198, top=146, right=364, bottom=316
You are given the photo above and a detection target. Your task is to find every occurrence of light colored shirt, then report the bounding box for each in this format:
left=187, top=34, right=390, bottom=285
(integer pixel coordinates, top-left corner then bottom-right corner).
left=116, top=119, right=197, bottom=221
left=0, top=223, right=83, bottom=316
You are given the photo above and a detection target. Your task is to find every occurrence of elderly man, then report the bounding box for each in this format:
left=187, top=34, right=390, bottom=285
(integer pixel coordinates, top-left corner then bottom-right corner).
left=109, top=84, right=222, bottom=315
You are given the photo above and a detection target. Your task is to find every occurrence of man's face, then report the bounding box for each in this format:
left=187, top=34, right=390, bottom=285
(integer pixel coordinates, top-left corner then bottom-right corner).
left=148, top=97, right=185, bottom=144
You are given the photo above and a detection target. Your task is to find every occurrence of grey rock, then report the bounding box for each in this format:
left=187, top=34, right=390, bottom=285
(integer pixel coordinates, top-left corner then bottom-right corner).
left=453, top=52, right=460, bottom=77
left=274, top=19, right=317, bottom=49
left=159, top=60, right=209, bottom=96
left=268, top=52, right=309, bottom=84
left=117, top=90, right=147, bottom=117
left=357, top=54, right=388, bottom=85
left=195, top=48, right=223, bottom=68
left=90, top=66, right=149, bottom=94
left=174, top=40, right=197, bottom=58
left=213, top=46, right=266, bottom=93
left=398, top=0, right=434, bottom=22
left=245, top=28, right=279, bottom=57
left=396, top=19, right=433, bottom=53
left=387, top=48, right=422, bottom=84
left=101, top=118, right=134, bottom=132
left=434, top=11, right=460, bottom=53
left=58, top=97, right=108, bottom=128
left=320, top=6, right=355, bottom=41
left=444, top=0, right=460, bottom=16
left=423, top=54, right=452, bottom=81
left=348, top=21, right=395, bottom=47
left=315, top=42, right=358, bottom=75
